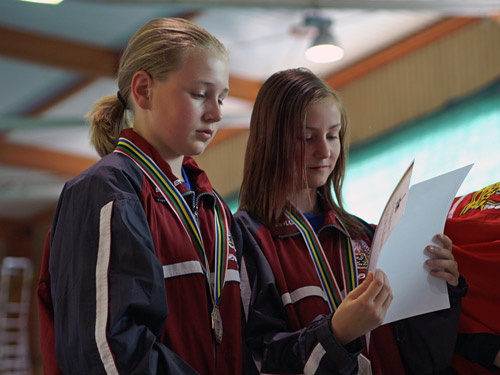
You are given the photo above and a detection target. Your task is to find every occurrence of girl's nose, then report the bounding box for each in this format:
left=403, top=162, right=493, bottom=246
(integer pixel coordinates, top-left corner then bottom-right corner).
left=203, top=100, right=222, bottom=123
left=314, top=138, right=331, bottom=159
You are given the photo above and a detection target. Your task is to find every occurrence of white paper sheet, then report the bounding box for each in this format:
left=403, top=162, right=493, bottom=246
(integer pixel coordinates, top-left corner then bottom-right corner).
left=369, top=161, right=413, bottom=273
left=375, top=164, right=473, bottom=324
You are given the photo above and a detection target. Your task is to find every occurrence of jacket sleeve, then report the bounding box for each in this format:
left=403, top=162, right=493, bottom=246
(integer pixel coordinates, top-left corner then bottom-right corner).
left=391, top=275, right=468, bottom=375
left=37, top=230, right=62, bottom=375
left=49, top=179, right=197, bottom=375
left=237, top=212, right=362, bottom=375
left=455, top=332, right=500, bottom=372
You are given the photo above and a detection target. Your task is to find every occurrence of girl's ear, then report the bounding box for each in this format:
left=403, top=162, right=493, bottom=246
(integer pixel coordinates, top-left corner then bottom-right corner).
left=131, top=71, right=153, bottom=110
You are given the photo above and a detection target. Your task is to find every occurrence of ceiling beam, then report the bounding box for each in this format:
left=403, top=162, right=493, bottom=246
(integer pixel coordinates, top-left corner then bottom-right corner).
left=24, top=76, right=99, bottom=117
left=325, top=17, right=481, bottom=89
left=0, top=16, right=481, bottom=176
left=0, top=128, right=245, bottom=176
left=0, top=118, right=86, bottom=130
left=221, top=17, right=483, bottom=105
left=0, top=25, right=260, bottom=105
left=0, top=26, right=119, bottom=77
left=228, top=75, right=262, bottom=103
left=0, top=134, right=98, bottom=178
left=0, top=16, right=483, bottom=111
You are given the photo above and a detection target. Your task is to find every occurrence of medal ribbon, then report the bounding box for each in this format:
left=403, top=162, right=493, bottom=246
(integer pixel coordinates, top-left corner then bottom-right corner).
left=114, top=138, right=229, bottom=306
left=283, top=202, right=358, bottom=312
left=340, top=234, right=358, bottom=294
left=213, top=192, right=229, bottom=302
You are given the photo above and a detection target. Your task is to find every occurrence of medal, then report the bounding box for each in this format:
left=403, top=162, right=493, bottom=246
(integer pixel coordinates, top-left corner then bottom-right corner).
left=211, top=306, right=223, bottom=343
left=115, top=138, right=230, bottom=345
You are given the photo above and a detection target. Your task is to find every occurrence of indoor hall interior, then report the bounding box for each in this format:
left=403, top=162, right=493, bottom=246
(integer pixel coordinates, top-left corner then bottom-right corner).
left=1, top=0, right=500, bottom=373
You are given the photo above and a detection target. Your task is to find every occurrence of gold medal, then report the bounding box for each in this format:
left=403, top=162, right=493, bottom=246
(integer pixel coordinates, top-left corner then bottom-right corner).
left=211, top=306, right=223, bottom=343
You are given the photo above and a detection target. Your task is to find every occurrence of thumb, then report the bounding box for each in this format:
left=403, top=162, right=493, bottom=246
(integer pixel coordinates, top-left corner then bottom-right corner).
left=346, top=271, right=373, bottom=300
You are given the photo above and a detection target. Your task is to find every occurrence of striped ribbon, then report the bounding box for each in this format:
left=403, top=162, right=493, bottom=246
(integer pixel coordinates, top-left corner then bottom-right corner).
left=284, top=202, right=358, bottom=312
left=340, top=234, right=358, bottom=295
left=213, top=192, right=229, bottom=302
left=114, top=138, right=229, bottom=306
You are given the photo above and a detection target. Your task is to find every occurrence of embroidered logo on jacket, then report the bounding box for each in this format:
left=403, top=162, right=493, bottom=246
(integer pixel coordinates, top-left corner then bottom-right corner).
left=353, top=240, right=371, bottom=270
left=228, top=233, right=236, bottom=251
left=459, top=182, right=500, bottom=216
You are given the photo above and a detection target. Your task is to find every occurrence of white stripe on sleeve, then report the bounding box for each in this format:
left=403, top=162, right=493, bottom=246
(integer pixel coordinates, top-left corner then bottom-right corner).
left=163, top=260, right=203, bottom=278
left=281, top=286, right=328, bottom=307
left=95, top=201, right=119, bottom=375
left=304, top=343, right=326, bottom=375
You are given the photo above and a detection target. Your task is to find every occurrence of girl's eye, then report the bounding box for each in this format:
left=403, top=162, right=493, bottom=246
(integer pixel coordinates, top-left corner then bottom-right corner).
left=192, top=92, right=205, bottom=99
left=327, top=135, right=339, bottom=140
left=218, top=98, right=224, bottom=106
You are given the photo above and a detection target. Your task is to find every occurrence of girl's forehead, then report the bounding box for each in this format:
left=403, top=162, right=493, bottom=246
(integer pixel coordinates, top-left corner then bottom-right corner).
left=181, top=47, right=228, bottom=65
left=168, top=48, right=229, bottom=86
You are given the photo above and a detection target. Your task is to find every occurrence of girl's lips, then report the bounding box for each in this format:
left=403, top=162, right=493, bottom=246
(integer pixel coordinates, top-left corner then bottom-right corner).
left=310, top=165, right=329, bottom=171
left=197, top=129, right=214, bottom=140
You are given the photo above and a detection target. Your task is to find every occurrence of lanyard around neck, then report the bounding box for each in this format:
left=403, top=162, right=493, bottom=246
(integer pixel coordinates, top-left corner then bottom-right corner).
left=114, top=138, right=229, bottom=307
left=283, top=201, right=358, bottom=312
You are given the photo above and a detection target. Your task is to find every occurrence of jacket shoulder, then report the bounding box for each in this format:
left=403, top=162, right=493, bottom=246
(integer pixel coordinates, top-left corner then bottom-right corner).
left=64, top=152, right=144, bottom=199
left=234, top=210, right=263, bottom=235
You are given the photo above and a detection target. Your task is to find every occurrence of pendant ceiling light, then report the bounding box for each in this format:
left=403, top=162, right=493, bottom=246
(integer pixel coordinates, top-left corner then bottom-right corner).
left=19, top=0, right=64, bottom=4
left=304, top=14, right=344, bottom=63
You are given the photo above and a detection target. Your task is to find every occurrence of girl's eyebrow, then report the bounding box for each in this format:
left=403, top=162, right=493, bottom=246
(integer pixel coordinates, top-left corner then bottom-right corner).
left=305, top=123, right=341, bottom=130
left=195, top=80, right=229, bottom=95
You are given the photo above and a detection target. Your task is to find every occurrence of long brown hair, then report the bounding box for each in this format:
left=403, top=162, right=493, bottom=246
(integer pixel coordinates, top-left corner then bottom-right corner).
left=239, top=68, right=363, bottom=236
left=87, top=17, right=228, bottom=157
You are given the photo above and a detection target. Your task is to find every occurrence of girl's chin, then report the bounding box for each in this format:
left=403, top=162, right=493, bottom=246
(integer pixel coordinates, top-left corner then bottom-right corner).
left=306, top=178, right=329, bottom=189
left=187, top=144, right=208, bottom=156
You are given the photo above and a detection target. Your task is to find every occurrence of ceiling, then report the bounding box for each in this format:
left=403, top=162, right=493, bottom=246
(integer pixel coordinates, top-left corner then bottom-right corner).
left=1, top=0, right=499, bottom=220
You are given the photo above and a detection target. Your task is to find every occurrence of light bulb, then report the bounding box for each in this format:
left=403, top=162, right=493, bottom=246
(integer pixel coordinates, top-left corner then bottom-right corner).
left=306, top=44, right=344, bottom=63
left=19, top=0, right=64, bottom=4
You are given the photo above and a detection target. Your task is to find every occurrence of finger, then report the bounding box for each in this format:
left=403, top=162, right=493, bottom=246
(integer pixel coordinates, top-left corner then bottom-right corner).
left=426, top=259, right=459, bottom=280
left=435, top=233, right=453, bottom=250
left=427, top=245, right=454, bottom=260
left=381, top=287, right=393, bottom=311
left=429, top=269, right=459, bottom=287
left=362, top=269, right=386, bottom=301
left=426, top=258, right=457, bottom=271
left=347, top=272, right=374, bottom=299
left=426, top=257, right=460, bottom=287
left=373, top=270, right=392, bottom=306
left=379, top=280, right=393, bottom=321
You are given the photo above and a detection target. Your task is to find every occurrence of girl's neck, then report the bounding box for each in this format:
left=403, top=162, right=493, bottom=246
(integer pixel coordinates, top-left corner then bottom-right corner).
left=291, top=188, right=320, bottom=215
left=167, top=156, right=184, bottom=182
left=131, top=126, right=185, bottom=181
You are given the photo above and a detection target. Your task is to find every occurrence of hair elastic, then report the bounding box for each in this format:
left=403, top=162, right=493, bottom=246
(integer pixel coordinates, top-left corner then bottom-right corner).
left=117, top=91, right=127, bottom=108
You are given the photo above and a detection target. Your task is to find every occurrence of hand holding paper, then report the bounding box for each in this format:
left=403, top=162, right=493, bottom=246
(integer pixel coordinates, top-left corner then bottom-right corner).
left=368, top=163, right=472, bottom=324
left=330, top=269, right=392, bottom=345
left=425, top=233, right=459, bottom=287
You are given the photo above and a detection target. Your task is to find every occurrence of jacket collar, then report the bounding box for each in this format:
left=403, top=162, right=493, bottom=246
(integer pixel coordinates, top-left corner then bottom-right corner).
left=269, top=195, right=348, bottom=238
left=119, top=129, right=215, bottom=197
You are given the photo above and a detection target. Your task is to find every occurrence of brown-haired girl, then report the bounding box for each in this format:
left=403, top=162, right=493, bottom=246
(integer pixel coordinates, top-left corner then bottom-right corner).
left=38, top=18, right=244, bottom=375
left=236, top=68, right=467, bottom=374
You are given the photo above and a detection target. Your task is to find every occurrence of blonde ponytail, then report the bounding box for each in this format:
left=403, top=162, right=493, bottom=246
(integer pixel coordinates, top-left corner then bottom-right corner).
left=87, top=94, right=131, bottom=157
